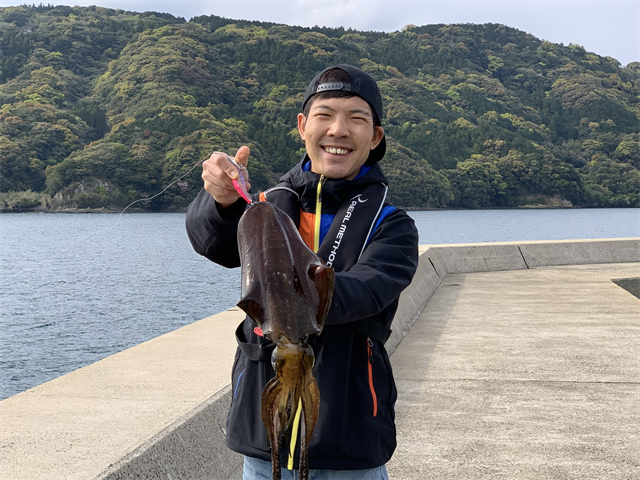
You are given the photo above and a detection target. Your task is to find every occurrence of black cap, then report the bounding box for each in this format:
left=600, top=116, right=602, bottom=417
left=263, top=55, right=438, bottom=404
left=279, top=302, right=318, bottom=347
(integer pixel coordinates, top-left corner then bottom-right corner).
left=302, top=64, right=386, bottom=166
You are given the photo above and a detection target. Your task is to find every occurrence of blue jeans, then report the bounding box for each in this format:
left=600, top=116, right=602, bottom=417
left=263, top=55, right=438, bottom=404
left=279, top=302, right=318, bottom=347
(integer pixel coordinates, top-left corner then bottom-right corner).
left=243, top=456, right=389, bottom=480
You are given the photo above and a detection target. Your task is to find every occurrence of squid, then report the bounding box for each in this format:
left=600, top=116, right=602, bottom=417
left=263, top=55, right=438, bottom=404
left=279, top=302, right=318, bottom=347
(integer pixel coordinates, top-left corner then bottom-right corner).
left=237, top=201, right=335, bottom=480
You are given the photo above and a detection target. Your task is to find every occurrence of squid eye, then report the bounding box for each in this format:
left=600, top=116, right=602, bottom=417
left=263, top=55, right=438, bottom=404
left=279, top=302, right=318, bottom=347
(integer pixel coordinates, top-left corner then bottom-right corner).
left=301, top=344, right=315, bottom=368
left=271, top=346, right=284, bottom=370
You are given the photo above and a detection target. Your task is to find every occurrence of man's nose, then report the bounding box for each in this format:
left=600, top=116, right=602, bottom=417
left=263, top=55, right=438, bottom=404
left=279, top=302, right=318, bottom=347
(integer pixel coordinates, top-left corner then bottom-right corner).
left=327, top=116, right=349, bottom=137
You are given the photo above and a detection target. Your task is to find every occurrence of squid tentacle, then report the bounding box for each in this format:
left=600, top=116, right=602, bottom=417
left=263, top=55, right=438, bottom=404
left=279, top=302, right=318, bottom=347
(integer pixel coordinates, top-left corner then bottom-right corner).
left=299, top=374, right=320, bottom=480
left=262, top=377, right=283, bottom=480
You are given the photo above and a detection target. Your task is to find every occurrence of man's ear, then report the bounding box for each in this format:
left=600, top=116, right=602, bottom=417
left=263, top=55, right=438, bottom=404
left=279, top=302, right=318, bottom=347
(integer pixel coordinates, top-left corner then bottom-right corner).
left=297, top=113, right=307, bottom=141
left=371, top=126, right=384, bottom=150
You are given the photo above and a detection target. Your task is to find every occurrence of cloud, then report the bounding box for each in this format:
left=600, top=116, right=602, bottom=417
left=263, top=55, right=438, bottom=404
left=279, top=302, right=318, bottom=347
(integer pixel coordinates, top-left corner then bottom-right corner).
left=1, top=0, right=638, bottom=65
left=198, top=0, right=639, bottom=65
left=288, top=0, right=395, bottom=31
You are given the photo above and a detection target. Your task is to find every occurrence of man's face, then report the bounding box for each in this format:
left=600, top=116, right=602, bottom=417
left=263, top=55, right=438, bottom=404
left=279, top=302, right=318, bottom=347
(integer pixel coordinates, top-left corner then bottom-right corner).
left=297, top=95, right=384, bottom=181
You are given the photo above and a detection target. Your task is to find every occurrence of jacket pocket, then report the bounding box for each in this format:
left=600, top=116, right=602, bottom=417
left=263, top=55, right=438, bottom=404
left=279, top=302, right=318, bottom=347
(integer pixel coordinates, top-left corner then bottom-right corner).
left=367, top=337, right=378, bottom=417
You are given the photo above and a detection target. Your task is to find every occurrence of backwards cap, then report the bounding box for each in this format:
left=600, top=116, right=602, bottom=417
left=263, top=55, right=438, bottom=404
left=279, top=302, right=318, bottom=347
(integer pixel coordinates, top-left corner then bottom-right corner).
left=302, top=64, right=386, bottom=166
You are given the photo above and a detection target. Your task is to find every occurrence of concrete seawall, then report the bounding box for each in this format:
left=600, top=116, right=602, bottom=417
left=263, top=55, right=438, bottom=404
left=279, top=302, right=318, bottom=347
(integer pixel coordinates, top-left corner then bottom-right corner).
left=387, top=238, right=640, bottom=355
left=1, top=238, right=638, bottom=480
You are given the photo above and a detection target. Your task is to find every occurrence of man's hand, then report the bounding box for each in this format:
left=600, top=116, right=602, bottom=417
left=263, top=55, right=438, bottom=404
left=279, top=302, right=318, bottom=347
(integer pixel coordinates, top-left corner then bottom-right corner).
left=202, top=146, right=251, bottom=208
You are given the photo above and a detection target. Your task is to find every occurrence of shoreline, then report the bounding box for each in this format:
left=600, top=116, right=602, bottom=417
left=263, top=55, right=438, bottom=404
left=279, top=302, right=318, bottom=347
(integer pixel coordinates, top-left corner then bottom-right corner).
left=0, top=206, right=188, bottom=214
left=2, top=205, right=638, bottom=214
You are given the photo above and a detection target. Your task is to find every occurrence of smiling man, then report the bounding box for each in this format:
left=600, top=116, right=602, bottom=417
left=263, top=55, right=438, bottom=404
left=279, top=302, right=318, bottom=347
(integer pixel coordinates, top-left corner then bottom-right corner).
left=186, top=65, right=419, bottom=480
left=298, top=91, right=385, bottom=181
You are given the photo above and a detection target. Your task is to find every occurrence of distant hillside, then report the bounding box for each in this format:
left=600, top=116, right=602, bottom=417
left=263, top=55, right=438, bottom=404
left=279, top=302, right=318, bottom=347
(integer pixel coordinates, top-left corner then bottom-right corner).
left=1, top=5, right=638, bottom=211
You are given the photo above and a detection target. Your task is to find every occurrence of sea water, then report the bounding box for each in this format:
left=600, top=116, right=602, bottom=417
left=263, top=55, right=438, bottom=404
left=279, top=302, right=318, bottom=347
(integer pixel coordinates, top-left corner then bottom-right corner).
left=1, top=208, right=638, bottom=399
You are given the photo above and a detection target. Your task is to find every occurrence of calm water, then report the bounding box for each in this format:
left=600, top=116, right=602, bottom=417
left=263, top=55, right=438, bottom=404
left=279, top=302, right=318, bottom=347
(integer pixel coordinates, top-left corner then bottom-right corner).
left=1, top=208, right=638, bottom=400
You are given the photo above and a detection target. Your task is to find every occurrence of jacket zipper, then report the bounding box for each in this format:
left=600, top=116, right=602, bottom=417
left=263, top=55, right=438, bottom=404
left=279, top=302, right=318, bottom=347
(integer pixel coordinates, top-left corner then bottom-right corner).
left=313, top=175, right=326, bottom=253
left=367, top=337, right=378, bottom=417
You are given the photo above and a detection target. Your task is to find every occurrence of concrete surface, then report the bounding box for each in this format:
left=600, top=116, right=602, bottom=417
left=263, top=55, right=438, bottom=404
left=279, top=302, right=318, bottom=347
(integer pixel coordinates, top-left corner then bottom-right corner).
left=387, top=238, right=640, bottom=354
left=1, top=238, right=639, bottom=480
left=518, top=238, right=640, bottom=268
left=97, top=386, right=242, bottom=480
left=419, top=238, right=640, bottom=275
left=388, top=262, right=640, bottom=479
left=386, top=246, right=444, bottom=355
left=0, top=308, right=245, bottom=480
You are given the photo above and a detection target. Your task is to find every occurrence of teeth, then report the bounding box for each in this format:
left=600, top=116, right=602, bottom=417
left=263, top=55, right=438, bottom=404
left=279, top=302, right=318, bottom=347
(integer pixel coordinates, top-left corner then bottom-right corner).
left=325, top=147, right=350, bottom=155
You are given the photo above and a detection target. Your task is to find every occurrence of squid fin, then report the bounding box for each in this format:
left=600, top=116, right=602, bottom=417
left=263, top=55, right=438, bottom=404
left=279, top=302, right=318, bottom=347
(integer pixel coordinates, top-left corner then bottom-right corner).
left=308, top=264, right=334, bottom=330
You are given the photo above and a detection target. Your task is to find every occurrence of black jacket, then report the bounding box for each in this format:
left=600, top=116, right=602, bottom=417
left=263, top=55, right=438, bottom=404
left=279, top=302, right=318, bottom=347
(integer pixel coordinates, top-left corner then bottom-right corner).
left=185, top=160, right=419, bottom=470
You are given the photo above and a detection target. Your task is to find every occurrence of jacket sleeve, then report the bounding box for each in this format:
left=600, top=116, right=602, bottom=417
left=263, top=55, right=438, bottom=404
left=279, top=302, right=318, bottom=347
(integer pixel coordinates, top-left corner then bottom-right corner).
left=185, top=188, right=247, bottom=268
left=325, top=209, right=419, bottom=326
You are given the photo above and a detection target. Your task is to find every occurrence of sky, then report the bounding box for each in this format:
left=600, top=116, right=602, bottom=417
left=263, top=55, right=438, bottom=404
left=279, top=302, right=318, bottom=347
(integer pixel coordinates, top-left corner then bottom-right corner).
left=1, top=1, right=638, bottom=66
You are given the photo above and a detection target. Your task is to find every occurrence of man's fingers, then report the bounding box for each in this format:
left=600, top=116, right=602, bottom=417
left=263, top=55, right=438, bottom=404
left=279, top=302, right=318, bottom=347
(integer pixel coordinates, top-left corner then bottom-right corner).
left=207, top=151, right=239, bottom=180
left=202, top=155, right=234, bottom=197
left=234, top=146, right=251, bottom=169
left=201, top=149, right=251, bottom=206
left=204, top=171, right=235, bottom=194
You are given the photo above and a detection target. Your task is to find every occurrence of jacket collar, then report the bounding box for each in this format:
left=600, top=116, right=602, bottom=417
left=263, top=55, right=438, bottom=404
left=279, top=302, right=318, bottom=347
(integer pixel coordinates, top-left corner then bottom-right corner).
left=279, top=153, right=388, bottom=207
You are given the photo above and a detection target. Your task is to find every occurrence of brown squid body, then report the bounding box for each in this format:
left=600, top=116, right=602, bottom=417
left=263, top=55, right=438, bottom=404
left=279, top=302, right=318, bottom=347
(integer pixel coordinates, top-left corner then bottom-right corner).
left=237, top=202, right=335, bottom=480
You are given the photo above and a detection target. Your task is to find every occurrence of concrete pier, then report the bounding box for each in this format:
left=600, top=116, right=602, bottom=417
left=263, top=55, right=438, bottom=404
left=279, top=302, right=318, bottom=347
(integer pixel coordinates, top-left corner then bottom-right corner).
left=0, top=238, right=638, bottom=479
left=388, top=262, right=640, bottom=479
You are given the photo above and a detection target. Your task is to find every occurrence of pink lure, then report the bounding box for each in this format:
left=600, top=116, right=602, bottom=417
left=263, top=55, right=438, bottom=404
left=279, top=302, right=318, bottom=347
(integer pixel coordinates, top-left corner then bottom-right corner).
left=222, top=153, right=252, bottom=204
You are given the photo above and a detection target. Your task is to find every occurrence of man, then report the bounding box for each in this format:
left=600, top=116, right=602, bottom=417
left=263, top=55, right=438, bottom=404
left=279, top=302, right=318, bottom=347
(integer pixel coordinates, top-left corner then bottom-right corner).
left=186, top=65, right=419, bottom=480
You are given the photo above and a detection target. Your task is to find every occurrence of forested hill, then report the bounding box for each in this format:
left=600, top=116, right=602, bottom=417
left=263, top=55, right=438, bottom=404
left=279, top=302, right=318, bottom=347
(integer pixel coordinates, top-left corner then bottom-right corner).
left=1, top=5, right=638, bottom=211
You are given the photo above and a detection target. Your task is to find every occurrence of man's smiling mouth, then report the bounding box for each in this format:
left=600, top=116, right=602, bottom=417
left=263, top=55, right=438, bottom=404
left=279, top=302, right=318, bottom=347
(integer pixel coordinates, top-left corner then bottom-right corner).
left=324, top=146, right=351, bottom=155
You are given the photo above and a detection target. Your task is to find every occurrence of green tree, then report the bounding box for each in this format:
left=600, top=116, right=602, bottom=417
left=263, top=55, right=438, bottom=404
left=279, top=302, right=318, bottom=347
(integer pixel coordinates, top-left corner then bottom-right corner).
left=444, top=158, right=507, bottom=208
left=1, top=6, right=638, bottom=210
left=379, top=139, right=453, bottom=208
left=582, top=157, right=640, bottom=206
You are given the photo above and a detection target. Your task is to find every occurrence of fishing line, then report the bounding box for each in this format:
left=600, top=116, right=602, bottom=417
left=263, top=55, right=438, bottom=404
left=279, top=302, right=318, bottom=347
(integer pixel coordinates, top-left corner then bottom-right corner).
left=117, top=156, right=207, bottom=216
left=74, top=157, right=209, bottom=248
left=73, top=155, right=208, bottom=247
left=12, top=155, right=209, bottom=269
